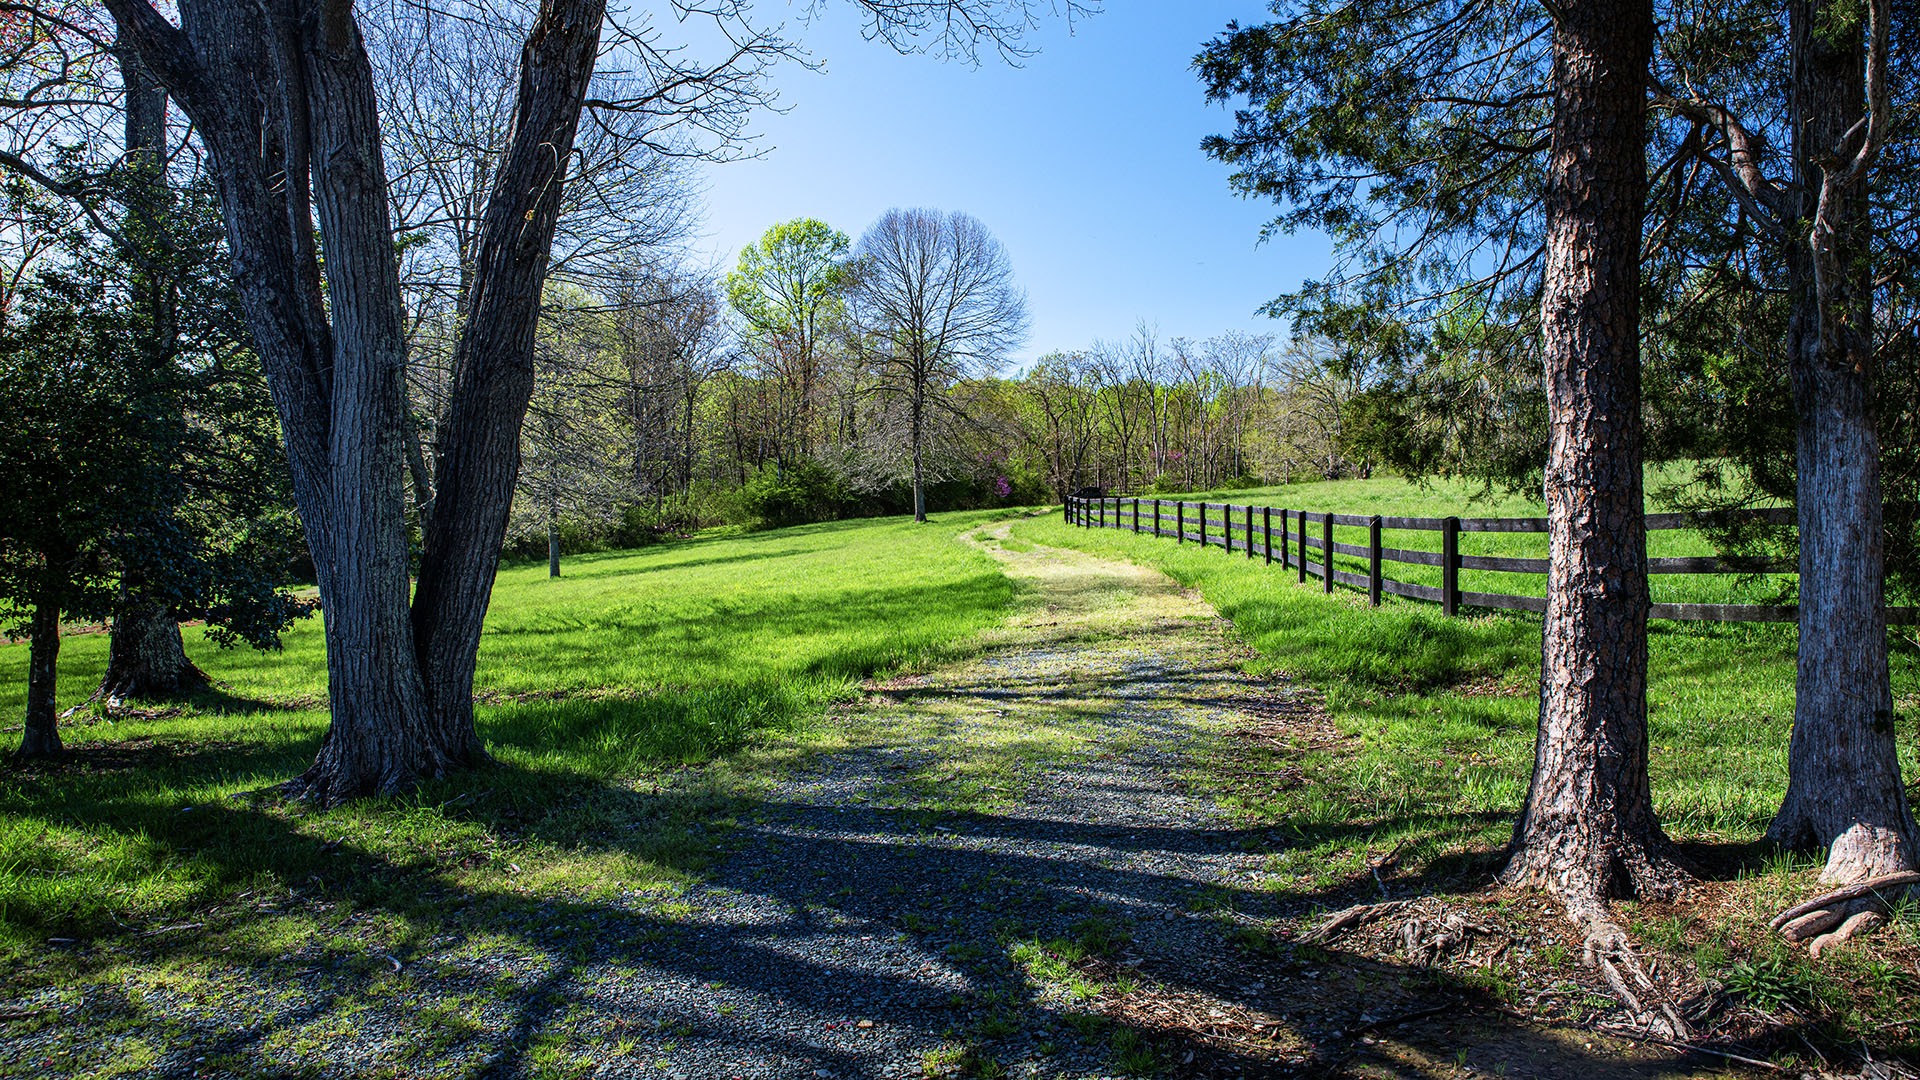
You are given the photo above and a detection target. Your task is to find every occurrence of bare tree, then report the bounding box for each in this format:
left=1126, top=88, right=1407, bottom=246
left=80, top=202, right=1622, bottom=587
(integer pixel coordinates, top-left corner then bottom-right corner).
left=615, top=267, right=728, bottom=514
left=102, top=0, right=1086, bottom=802
left=1263, top=336, right=1369, bottom=481
left=1021, top=350, right=1101, bottom=497
left=852, top=208, right=1027, bottom=521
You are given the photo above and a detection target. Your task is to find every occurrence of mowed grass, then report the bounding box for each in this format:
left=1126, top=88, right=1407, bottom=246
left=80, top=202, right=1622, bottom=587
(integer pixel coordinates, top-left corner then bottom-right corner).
left=0, top=510, right=1022, bottom=949
left=1018, top=477, right=1920, bottom=1045
left=1018, top=475, right=1919, bottom=852
left=1105, top=471, right=1800, bottom=608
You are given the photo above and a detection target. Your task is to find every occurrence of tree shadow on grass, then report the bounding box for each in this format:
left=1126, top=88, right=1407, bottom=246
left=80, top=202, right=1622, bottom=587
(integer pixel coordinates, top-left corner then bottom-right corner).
left=0, top=749, right=1766, bottom=1080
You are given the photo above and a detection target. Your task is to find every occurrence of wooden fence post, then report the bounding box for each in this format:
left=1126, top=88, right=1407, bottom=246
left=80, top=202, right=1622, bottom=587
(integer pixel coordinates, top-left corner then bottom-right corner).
left=1297, top=510, right=1308, bottom=583
left=1154, top=500, right=1161, bottom=537
left=1199, top=503, right=1208, bottom=549
left=1368, top=514, right=1383, bottom=606
left=1322, top=513, right=1335, bottom=594
left=1245, top=504, right=1255, bottom=560
left=1263, top=507, right=1273, bottom=565
left=1176, top=502, right=1184, bottom=544
left=1132, top=498, right=1140, bottom=532
left=1443, top=515, right=1460, bottom=617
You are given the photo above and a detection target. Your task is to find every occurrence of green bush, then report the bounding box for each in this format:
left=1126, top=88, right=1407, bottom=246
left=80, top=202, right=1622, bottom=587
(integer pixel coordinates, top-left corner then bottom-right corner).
left=737, top=460, right=855, bottom=528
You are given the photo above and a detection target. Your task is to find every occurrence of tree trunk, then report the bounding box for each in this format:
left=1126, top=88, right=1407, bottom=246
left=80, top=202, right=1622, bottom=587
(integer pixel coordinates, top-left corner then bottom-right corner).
left=548, top=510, right=562, bottom=578
left=911, top=389, right=927, bottom=523
left=409, top=0, right=605, bottom=763
left=18, top=578, right=64, bottom=759
left=1502, top=0, right=1684, bottom=909
left=1767, top=0, right=1916, bottom=882
left=98, top=598, right=209, bottom=701
left=108, top=0, right=607, bottom=804
left=97, top=43, right=208, bottom=703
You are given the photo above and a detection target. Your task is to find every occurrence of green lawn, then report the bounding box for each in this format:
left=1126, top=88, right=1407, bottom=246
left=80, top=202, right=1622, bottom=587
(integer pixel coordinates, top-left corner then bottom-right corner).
left=1017, top=474, right=1919, bottom=847
left=0, top=510, right=1023, bottom=946
left=1089, top=473, right=1801, bottom=609
left=1016, top=476, right=1920, bottom=1043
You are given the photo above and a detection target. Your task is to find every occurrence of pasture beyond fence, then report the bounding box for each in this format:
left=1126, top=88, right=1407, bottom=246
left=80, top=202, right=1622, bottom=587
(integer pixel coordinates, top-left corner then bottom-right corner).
left=1063, top=495, right=1920, bottom=625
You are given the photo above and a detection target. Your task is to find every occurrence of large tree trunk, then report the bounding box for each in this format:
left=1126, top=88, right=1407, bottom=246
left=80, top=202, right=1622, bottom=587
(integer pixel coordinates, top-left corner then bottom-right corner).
left=410, top=0, right=604, bottom=754
left=109, top=0, right=606, bottom=804
left=17, top=568, right=65, bottom=760
left=98, top=599, right=209, bottom=702
left=1767, top=0, right=1916, bottom=883
left=1502, top=0, right=1684, bottom=910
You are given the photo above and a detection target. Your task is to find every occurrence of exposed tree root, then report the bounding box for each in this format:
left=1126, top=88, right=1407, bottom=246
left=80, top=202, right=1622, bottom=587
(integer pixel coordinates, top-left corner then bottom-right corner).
left=1305, top=899, right=1407, bottom=943
left=1770, top=871, right=1920, bottom=955
left=1576, top=910, right=1693, bottom=1041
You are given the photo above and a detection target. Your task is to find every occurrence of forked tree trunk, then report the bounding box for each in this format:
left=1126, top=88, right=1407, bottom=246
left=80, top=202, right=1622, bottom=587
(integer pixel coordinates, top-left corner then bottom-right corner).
left=98, top=599, right=209, bottom=701
left=109, top=0, right=606, bottom=804
left=409, top=0, right=604, bottom=755
left=18, top=578, right=65, bottom=759
left=1502, top=0, right=1686, bottom=908
left=1767, top=0, right=1917, bottom=882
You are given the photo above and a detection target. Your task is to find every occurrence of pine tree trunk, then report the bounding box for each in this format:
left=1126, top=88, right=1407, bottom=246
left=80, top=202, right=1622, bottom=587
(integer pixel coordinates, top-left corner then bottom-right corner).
left=97, top=598, right=209, bottom=701
left=1767, top=0, right=1917, bottom=882
left=18, top=586, right=64, bottom=760
left=1502, top=0, right=1684, bottom=907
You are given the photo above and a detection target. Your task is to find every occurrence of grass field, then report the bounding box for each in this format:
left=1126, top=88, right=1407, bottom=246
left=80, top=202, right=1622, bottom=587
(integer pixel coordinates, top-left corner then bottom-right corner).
left=1014, top=475, right=1920, bottom=1043
left=4, top=478, right=1917, bottom=1068
left=1098, top=473, right=1804, bottom=609
left=0, top=510, right=1022, bottom=947
left=1024, top=474, right=1920, bottom=841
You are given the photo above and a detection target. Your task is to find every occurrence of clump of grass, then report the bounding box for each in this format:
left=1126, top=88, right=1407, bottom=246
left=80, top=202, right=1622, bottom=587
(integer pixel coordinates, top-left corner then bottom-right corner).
left=1722, top=954, right=1815, bottom=1014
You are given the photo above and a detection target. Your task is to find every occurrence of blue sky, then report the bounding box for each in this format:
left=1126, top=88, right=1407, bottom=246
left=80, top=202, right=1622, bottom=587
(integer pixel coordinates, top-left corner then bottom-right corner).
left=692, top=2, right=1332, bottom=366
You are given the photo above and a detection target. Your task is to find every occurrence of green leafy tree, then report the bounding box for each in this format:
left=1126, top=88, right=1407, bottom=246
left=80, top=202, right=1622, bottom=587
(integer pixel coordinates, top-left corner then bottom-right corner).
left=724, top=218, right=855, bottom=463
left=0, top=183, right=310, bottom=756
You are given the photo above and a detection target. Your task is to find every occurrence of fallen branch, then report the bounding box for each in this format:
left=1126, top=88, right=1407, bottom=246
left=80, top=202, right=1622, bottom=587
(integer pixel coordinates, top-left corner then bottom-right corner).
left=1603, top=1029, right=1785, bottom=1072
left=1350, top=1001, right=1455, bottom=1033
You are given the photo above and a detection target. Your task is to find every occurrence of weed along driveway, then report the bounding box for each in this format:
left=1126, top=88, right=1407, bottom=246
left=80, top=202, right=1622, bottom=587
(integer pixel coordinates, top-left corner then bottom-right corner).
left=4, top=516, right=1782, bottom=1078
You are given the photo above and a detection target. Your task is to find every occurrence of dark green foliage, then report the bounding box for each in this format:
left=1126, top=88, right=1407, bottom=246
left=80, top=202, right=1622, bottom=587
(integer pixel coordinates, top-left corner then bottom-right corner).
left=0, top=304, right=156, bottom=634
left=737, top=460, right=856, bottom=528
left=0, top=174, right=310, bottom=653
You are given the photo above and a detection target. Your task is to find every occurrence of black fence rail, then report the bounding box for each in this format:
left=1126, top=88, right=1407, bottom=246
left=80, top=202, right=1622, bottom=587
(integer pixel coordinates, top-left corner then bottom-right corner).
left=1062, top=496, right=1919, bottom=626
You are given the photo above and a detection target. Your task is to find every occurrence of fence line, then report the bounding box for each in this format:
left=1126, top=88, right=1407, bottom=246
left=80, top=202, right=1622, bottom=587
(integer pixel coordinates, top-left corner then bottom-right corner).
left=1062, top=495, right=1918, bottom=626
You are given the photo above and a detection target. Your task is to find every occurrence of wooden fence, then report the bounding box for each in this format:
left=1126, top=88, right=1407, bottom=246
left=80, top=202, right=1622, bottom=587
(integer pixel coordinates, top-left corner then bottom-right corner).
left=1062, top=495, right=1919, bottom=625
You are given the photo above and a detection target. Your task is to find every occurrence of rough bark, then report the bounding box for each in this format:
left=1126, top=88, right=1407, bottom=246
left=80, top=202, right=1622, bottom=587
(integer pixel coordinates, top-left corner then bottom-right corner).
left=410, top=0, right=606, bottom=757
left=1502, top=0, right=1685, bottom=908
left=105, top=0, right=607, bottom=803
left=1767, top=0, right=1917, bottom=882
left=98, top=600, right=209, bottom=701
left=18, top=568, right=65, bottom=759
